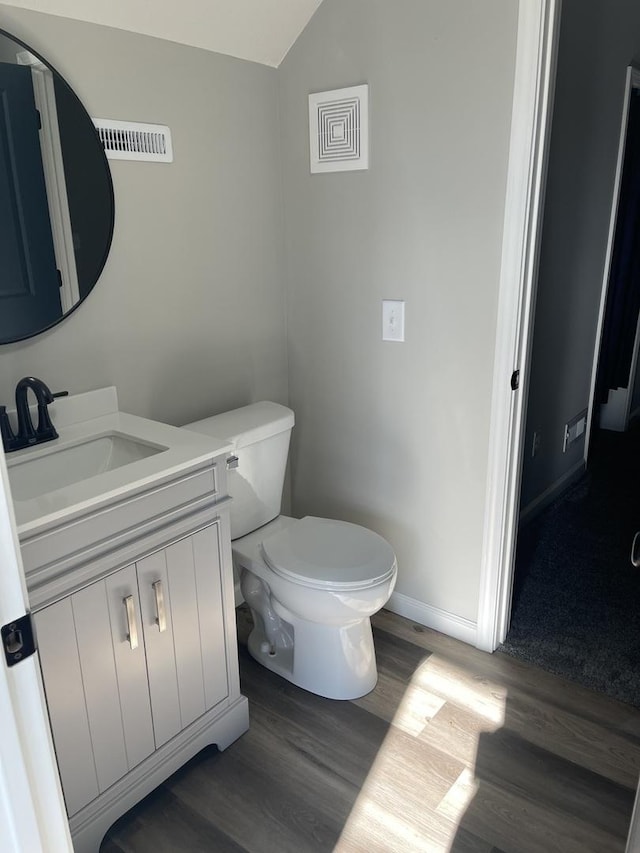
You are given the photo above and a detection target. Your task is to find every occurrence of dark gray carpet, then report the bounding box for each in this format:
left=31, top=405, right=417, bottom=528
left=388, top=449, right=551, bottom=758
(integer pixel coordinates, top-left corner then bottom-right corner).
left=500, top=426, right=640, bottom=708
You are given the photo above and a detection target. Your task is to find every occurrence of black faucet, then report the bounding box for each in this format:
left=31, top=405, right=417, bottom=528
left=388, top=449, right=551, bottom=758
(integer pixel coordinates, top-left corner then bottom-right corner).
left=1, top=377, right=67, bottom=453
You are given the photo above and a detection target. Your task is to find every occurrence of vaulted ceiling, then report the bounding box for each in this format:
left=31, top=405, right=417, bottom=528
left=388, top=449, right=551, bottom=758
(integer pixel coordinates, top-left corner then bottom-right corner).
left=1, top=0, right=324, bottom=66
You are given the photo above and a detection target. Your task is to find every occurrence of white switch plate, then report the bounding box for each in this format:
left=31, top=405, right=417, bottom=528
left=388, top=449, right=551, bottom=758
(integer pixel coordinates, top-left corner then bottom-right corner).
left=382, top=300, right=405, bottom=342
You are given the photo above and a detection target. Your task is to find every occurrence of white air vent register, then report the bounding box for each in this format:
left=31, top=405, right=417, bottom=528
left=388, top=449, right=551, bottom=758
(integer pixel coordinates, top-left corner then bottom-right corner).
left=92, top=118, right=173, bottom=162
left=309, top=84, right=369, bottom=173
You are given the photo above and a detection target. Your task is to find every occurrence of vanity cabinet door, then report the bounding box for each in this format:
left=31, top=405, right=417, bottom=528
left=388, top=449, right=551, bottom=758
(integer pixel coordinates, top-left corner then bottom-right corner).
left=35, top=565, right=155, bottom=818
left=138, top=524, right=229, bottom=744
left=34, top=598, right=100, bottom=817
left=72, top=578, right=131, bottom=791
left=104, top=564, right=155, bottom=768
left=74, top=565, right=155, bottom=789
left=137, top=548, right=182, bottom=747
left=190, top=523, right=229, bottom=712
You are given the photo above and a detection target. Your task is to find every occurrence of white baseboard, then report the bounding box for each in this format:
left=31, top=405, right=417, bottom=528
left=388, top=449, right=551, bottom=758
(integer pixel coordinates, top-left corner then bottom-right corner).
left=386, top=591, right=477, bottom=647
left=519, top=458, right=585, bottom=525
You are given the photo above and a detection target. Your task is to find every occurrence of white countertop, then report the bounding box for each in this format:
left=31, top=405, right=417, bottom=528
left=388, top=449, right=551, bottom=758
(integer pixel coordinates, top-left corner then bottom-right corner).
left=6, top=388, right=232, bottom=535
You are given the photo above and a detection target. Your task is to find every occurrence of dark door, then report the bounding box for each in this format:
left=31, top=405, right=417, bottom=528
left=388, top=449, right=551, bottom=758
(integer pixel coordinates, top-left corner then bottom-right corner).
left=0, top=62, right=62, bottom=342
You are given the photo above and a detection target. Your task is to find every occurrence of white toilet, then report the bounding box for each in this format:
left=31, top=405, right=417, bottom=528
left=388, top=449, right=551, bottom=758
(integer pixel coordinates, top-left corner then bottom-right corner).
left=185, top=402, right=397, bottom=700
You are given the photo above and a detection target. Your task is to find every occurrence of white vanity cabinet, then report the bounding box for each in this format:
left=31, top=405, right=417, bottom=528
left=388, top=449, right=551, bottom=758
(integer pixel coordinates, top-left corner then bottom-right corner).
left=34, top=523, right=228, bottom=818
left=19, top=451, right=249, bottom=853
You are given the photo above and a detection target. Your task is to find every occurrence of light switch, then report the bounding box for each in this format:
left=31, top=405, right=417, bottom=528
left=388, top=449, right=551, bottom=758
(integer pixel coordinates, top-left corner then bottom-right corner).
left=382, top=300, right=405, bottom=342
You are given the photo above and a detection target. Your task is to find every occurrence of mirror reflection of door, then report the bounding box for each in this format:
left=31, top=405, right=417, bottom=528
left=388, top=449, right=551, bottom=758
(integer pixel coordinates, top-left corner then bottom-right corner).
left=0, top=61, right=62, bottom=340
left=17, top=49, right=80, bottom=314
left=0, top=27, right=114, bottom=345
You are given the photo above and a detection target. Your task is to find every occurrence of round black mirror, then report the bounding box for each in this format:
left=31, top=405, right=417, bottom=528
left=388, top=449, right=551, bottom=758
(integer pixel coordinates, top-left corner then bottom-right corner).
left=0, top=28, right=114, bottom=344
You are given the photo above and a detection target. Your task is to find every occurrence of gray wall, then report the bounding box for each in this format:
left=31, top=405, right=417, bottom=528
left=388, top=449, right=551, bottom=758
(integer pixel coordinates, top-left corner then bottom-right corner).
left=521, top=0, right=640, bottom=508
left=279, top=0, right=518, bottom=622
left=0, top=5, right=288, bottom=425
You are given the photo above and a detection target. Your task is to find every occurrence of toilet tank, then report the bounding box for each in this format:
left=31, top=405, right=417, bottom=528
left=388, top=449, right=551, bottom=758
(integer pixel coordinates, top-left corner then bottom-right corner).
left=184, top=402, right=294, bottom=540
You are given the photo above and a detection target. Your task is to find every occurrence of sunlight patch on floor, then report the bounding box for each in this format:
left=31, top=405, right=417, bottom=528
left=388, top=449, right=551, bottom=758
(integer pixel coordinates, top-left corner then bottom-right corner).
left=413, top=657, right=507, bottom=728
left=387, top=680, right=446, bottom=736
left=335, top=653, right=506, bottom=852
left=435, top=767, right=479, bottom=821
left=336, top=797, right=447, bottom=852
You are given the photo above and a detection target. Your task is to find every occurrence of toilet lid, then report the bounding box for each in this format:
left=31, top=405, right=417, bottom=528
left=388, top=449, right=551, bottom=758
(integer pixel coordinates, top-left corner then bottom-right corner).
left=261, top=516, right=397, bottom=590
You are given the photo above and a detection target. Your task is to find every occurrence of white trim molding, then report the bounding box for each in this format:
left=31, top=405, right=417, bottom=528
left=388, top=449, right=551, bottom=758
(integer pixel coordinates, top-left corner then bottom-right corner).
left=476, top=0, right=561, bottom=652
left=387, top=592, right=477, bottom=647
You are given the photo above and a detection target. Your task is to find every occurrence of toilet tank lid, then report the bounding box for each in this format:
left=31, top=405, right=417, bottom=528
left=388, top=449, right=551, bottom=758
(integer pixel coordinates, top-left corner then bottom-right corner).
left=184, top=401, right=294, bottom=449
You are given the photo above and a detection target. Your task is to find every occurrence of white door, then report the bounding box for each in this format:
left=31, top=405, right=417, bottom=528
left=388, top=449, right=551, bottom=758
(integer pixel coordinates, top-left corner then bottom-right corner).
left=0, top=448, right=72, bottom=851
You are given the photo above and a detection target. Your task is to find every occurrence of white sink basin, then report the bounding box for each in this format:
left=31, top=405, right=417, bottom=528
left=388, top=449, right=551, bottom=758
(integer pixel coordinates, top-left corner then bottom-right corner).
left=6, top=387, right=233, bottom=534
left=8, top=433, right=167, bottom=502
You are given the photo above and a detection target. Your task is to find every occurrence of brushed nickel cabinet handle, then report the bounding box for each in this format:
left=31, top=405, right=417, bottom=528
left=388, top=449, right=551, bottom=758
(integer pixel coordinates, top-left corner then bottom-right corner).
left=123, top=595, right=139, bottom=650
left=152, top=580, right=167, bottom=633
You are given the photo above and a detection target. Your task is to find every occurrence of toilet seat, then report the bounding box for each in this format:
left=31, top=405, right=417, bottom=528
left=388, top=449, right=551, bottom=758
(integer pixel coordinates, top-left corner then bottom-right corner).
left=261, top=516, right=397, bottom=591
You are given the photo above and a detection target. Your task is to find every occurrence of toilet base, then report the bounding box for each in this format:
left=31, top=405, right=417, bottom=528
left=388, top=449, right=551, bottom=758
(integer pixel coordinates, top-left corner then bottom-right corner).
left=245, top=608, right=378, bottom=700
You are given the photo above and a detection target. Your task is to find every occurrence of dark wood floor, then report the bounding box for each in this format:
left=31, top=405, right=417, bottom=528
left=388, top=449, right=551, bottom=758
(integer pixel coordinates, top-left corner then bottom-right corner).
left=102, top=607, right=640, bottom=852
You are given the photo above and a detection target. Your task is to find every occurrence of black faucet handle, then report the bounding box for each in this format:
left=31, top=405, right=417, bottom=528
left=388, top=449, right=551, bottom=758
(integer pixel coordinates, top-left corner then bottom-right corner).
left=36, top=391, right=67, bottom=440
left=37, top=391, right=68, bottom=438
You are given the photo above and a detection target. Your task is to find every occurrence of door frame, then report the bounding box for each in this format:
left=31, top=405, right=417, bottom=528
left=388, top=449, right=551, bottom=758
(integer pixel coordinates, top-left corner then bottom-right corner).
left=476, top=0, right=562, bottom=652
left=585, top=65, right=640, bottom=442
left=0, top=448, right=72, bottom=851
